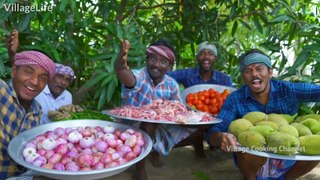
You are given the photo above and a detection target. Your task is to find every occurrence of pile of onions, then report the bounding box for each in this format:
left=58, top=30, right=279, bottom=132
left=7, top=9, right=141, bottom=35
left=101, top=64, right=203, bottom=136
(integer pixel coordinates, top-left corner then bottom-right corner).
left=22, top=125, right=145, bottom=171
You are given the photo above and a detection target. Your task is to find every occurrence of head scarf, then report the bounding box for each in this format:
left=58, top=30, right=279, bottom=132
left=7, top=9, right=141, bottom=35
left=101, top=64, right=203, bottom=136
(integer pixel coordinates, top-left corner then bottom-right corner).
left=14, top=50, right=56, bottom=79
left=146, top=45, right=176, bottom=64
left=239, top=52, right=272, bottom=71
left=196, top=41, right=218, bottom=57
left=55, top=63, right=75, bottom=81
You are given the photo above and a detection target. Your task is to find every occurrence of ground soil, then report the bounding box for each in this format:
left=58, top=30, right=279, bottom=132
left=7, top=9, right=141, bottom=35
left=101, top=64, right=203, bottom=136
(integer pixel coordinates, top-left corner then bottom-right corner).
left=107, top=144, right=320, bottom=180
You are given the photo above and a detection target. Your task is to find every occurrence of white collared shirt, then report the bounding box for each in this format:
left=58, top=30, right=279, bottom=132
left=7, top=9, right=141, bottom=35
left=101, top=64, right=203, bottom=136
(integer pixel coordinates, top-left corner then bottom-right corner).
left=35, top=85, right=72, bottom=124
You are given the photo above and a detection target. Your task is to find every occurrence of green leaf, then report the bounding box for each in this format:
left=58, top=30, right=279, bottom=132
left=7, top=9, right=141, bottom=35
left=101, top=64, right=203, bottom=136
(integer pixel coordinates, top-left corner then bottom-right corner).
left=288, top=50, right=311, bottom=74
left=239, top=19, right=252, bottom=30
left=89, top=54, right=112, bottom=61
left=106, top=78, right=116, bottom=102
left=101, top=75, right=112, bottom=86
left=229, top=3, right=237, bottom=19
left=98, top=87, right=108, bottom=110
left=83, top=72, right=109, bottom=89
left=18, top=14, right=32, bottom=32
left=253, top=16, right=263, bottom=34
left=231, top=21, right=238, bottom=37
left=270, top=14, right=294, bottom=23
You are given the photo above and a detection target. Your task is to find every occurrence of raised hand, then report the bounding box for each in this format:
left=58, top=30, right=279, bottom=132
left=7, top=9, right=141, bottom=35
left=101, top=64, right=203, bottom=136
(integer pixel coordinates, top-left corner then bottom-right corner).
left=7, top=29, right=19, bottom=55
left=7, top=29, right=19, bottom=65
left=119, top=39, right=130, bottom=70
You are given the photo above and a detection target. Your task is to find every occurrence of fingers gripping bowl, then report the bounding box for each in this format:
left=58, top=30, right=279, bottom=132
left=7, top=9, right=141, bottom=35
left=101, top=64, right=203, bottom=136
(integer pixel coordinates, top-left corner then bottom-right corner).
left=8, top=120, right=152, bottom=180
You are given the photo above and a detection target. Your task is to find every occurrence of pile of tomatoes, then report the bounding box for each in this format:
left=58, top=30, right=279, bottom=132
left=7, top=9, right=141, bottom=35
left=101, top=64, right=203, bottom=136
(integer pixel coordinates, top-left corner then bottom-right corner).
left=185, top=88, right=231, bottom=115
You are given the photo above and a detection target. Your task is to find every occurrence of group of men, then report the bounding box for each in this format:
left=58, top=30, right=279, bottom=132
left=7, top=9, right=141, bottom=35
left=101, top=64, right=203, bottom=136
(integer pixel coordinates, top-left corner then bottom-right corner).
left=1, top=29, right=320, bottom=180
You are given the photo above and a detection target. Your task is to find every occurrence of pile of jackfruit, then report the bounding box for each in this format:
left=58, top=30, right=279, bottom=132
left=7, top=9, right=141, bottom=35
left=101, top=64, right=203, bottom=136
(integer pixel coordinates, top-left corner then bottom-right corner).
left=228, top=112, right=320, bottom=156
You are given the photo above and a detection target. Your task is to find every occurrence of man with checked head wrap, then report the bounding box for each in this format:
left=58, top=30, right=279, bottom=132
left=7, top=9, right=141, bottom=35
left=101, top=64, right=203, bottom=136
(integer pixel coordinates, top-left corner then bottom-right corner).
left=0, top=50, right=56, bottom=179
left=35, top=63, right=75, bottom=124
left=115, top=39, right=203, bottom=180
left=208, top=49, right=320, bottom=180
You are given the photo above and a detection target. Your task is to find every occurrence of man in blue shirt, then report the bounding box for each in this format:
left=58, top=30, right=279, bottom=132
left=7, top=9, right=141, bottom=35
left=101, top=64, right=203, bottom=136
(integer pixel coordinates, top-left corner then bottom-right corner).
left=167, top=41, right=232, bottom=87
left=167, top=41, right=233, bottom=157
left=207, top=49, right=320, bottom=179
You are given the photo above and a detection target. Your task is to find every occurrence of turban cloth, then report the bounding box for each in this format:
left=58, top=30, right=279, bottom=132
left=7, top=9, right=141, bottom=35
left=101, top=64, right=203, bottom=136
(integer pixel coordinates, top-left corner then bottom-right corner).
left=146, top=45, right=176, bottom=64
left=239, top=52, right=272, bottom=71
left=196, top=41, right=218, bottom=57
left=14, top=50, right=56, bottom=79
left=55, top=63, right=75, bottom=81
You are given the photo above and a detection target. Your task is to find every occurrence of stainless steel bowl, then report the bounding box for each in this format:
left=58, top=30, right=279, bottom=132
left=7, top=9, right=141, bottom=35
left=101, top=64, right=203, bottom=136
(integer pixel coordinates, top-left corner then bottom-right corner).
left=8, top=119, right=152, bottom=180
left=181, top=84, right=237, bottom=112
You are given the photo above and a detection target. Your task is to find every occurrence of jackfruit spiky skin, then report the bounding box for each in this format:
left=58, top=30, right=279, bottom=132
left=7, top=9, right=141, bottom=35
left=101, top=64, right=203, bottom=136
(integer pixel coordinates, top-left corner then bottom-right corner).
left=238, top=131, right=266, bottom=150
left=243, top=112, right=268, bottom=125
left=291, top=123, right=312, bottom=137
left=249, top=126, right=276, bottom=138
left=256, top=121, right=279, bottom=131
left=267, top=132, right=300, bottom=155
left=298, top=135, right=320, bottom=155
left=228, top=118, right=254, bottom=137
left=300, top=118, right=320, bottom=134
left=278, top=125, right=299, bottom=138
left=268, top=114, right=289, bottom=126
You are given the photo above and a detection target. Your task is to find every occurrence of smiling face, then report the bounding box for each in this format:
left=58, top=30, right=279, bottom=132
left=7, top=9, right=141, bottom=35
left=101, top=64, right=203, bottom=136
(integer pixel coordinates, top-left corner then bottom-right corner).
left=11, top=65, right=49, bottom=106
left=146, top=53, right=172, bottom=85
left=196, top=49, right=217, bottom=72
left=48, top=73, right=72, bottom=99
left=242, top=63, right=273, bottom=96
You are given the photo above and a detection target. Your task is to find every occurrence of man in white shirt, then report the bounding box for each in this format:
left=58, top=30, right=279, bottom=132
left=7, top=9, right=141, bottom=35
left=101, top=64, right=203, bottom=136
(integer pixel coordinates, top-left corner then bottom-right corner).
left=35, top=63, right=74, bottom=124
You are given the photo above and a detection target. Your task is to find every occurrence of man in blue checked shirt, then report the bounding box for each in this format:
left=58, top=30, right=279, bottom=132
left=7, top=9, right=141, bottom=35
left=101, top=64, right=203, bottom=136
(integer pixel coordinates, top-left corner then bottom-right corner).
left=207, top=49, right=320, bottom=180
left=167, top=41, right=232, bottom=88
left=167, top=41, right=233, bottom=157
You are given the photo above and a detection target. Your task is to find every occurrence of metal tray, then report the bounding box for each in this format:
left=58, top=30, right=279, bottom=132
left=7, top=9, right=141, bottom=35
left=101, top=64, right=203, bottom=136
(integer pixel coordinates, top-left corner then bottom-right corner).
left=236, top=146, right=320, bottom=161
left=8, top=119, right=153, bottom=180
left=181, top=84, right=237, bottom=113
left=102, top=110, right=222, bottom=125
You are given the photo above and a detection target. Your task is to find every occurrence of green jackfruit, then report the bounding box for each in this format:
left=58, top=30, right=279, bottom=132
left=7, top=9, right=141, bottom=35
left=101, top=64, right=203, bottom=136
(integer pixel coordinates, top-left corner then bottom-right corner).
left=295, top=114, right=320, bottom=123
left=238, top=131, right=266, bottom=150
left=267, top=132, right=300, bottom=155
left=299, top=135, right=320, bottom=155
left=256, top=121, right=279, bottom=131
left=243, top=111, right=268, bottom=125
left=280, top=113, right=296, bottom=124
left=268, top=114, right=289, bottom=126
left=278, top=125, right=299, bottom=138
left=249, top=126, right=276, bottom=138
left=300, top=118, right=320, bottom=134
left=228, top=119, right=253, bottom=137
left=291, top=123, right=312, bottom=137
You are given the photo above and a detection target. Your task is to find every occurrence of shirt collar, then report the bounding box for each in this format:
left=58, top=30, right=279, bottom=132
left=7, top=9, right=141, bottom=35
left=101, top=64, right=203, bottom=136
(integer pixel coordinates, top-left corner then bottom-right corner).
left=143, top=67, right=166, bottom=86
left=195, top=67, right=216, bottom=81
left=43, top=85, right=51, bottom=95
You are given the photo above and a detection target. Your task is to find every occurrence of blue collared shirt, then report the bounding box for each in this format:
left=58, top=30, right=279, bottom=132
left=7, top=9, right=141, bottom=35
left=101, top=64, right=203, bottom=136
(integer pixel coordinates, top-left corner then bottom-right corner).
left=167, top=67, right=233, bottom=88
left=208, top=79, right=320, bottom=135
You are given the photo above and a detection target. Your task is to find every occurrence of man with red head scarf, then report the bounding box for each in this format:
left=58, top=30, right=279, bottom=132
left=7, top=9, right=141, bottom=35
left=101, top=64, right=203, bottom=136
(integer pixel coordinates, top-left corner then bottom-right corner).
left=0, top=50, right=55, bottom=179
left=114, top=39, right=200, bottom=180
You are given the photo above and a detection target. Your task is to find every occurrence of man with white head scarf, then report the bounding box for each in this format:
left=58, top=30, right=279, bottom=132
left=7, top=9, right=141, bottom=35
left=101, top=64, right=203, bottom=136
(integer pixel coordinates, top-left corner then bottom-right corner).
left=167, top=41, right=232, bottom=88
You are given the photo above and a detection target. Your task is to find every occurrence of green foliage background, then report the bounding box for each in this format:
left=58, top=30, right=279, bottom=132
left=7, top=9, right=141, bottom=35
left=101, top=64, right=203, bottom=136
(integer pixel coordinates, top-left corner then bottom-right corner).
left=0, top=0, right=319, bottom=113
